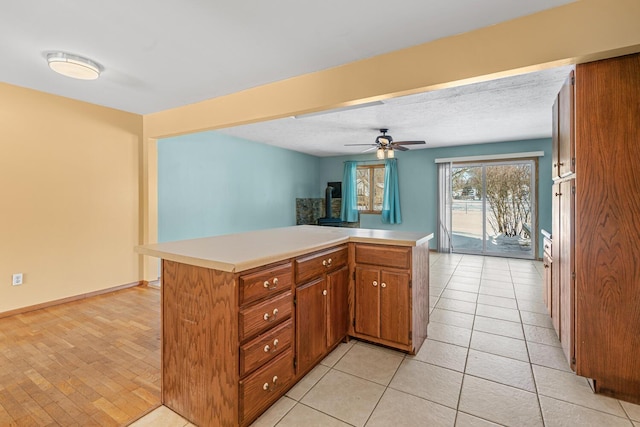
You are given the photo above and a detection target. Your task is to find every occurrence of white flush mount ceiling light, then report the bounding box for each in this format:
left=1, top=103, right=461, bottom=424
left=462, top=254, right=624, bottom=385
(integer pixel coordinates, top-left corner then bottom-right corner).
left=47, top=52, right=102, bottom=80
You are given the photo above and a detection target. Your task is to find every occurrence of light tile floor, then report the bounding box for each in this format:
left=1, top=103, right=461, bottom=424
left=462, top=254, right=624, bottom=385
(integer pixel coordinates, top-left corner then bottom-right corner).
left=130, top=253, right=640, bottom=427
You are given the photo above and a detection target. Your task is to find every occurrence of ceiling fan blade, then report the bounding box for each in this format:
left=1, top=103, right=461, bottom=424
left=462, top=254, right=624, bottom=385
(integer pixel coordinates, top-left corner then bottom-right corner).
left=361, top=146, right=378, bottom=153
left=393, top=145, right=409, bottom=151
left=393, top=140, right=426, bottom=145
left=345, top=143, right=377, bottom=146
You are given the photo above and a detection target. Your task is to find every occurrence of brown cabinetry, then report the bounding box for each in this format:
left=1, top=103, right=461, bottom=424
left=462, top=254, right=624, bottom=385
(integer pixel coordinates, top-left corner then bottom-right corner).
left=541, top=235, right=552, bottom=317
left=152, top=230, right=433, bottom=425
left=552, top=70, right=575, bottom=180
left=550, top=53, right=640, bottom=404
left=355, top=266, right=410, bottom=346
left=295, top=246, right=349, bottom=375
left=161, top=260, right=295, bottom=427
left=350, top=243, right=429, bottom=354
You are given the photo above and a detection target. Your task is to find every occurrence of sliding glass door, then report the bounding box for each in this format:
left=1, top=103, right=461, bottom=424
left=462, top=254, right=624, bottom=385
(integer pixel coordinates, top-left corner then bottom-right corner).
left=451, top=160, right=535, bottom=259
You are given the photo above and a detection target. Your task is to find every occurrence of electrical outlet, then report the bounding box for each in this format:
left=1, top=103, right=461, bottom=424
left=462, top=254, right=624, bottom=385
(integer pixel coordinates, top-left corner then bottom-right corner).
left=12, top=273, right=23, bottom=286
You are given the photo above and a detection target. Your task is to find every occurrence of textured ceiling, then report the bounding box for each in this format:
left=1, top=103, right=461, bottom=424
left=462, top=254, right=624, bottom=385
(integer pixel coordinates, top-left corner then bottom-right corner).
left=218, top=66, right=573, bottom=156
left=2, top=1, right=575, bottom=156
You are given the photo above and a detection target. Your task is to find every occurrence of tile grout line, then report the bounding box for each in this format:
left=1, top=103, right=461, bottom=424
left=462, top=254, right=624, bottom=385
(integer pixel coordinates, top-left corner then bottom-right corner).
left=511, top=261, right=547, bottom=427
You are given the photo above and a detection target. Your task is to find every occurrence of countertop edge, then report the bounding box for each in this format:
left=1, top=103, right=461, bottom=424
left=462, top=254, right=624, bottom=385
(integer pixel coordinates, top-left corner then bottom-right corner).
left=136, top=228, right=434, bottom=273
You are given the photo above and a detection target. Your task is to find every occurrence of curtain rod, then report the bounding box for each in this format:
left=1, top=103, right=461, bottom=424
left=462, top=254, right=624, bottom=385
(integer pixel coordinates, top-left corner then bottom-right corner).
left=343, top=159, right=390, bottom=164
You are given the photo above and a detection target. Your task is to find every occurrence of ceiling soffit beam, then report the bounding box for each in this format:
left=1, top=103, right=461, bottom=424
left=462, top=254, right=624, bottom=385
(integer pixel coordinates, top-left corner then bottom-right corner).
left=143, top=0, right=640, bottom=139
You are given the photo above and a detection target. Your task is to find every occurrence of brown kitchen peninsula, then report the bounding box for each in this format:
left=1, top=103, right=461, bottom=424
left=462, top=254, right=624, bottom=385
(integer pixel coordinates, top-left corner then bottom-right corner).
left=136, top=225, right=433, bottom=427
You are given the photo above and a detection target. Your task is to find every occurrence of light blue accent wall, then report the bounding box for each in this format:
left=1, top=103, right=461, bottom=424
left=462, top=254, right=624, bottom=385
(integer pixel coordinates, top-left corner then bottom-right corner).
left=319, top=138, right=552, bottom=258
left=158, top=131, right=321, bottom=242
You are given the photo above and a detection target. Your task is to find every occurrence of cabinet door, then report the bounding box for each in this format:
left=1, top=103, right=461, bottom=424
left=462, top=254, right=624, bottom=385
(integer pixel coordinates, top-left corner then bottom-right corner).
left=380, top=270, right=411, bottom=345
left=327, top=266, right=349, bottom=348
left=559, top=179, right=575, bottom=368
left=355, top=266, right=380, bottom=338
left=551, top=183, right=561, bottom=338
left=552, top=95, right=560, bottom=180
left=296, top=278, right=327, bottom=374
left=543, top=254, right=552, bottom=314
left=558, top=71, right=575, bottom=178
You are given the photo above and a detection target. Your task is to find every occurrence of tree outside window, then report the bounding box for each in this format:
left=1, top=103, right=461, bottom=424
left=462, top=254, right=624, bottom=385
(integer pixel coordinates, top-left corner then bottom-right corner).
left=356, top=165, right=385, bottom=213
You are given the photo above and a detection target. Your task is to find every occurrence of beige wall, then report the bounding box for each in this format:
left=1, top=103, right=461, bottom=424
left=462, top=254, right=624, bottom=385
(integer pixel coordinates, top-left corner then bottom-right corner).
left=0, top=83, right=143, bottom=313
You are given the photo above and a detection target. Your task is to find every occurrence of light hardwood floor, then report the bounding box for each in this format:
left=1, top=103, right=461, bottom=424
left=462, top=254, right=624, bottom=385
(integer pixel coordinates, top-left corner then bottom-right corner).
left=0, top=286, right=161, bottom=426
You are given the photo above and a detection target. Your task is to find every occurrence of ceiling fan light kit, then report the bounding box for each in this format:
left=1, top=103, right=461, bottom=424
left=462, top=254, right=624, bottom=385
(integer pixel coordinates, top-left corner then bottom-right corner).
left=345, top=128, right=426, bottom=158
left=46, top=52, right=102, bottom=80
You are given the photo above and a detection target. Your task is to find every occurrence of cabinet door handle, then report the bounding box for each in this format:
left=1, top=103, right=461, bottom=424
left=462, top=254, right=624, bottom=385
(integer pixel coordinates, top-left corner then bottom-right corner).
left=555, top=192, right=562, bottom=196
left=381, top=282, right=387, bottom=288
left=373, top=281, right=378, bottom=287
left=322, top=289, right=327, bottom=296
left=558, top=162, right=565, bottom=166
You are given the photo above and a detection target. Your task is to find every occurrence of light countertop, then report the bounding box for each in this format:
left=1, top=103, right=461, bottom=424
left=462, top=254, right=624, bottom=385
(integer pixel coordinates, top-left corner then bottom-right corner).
left=135, top=225, right=433, bottom=273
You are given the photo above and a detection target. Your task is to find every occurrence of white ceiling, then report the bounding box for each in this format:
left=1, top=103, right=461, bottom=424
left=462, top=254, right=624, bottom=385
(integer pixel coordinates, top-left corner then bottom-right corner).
left=1, top=0, right=575, bottom=155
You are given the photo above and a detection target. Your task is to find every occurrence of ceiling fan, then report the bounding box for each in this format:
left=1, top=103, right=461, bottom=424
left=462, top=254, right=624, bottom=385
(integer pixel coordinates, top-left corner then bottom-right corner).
left=345, top=129, right=426, bottom=158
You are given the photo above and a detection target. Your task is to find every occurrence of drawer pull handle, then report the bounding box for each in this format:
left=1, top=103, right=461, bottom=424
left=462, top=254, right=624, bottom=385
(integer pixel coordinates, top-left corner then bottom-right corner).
left=381, top=282, right=387, bottom=288
left=373, top=281, right=378, bottom=287
left=263, top=278, right=279, bottom=290
left=263, top=376, right=280, bottom=392
left=328, top=258, right=332, bottom=265
left=263, top=308, right=279, bottom=322
left=322, top=289, right=327, bottom=296
left=273, top=338, right=279, bottom=348
left=322, top=260, right=327, bottom=266
left=264, top=344, right=270, bottom=352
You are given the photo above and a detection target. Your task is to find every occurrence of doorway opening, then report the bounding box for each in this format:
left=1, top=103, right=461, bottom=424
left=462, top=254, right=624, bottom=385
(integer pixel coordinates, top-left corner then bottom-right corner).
left=451, top=160, right=536, bottom=259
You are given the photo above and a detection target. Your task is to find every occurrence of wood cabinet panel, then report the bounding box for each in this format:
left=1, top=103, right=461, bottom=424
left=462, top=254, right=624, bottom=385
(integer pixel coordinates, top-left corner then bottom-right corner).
left=558, top=71, right=575, bottom=178
left=327, top=265, right=349, bottom=348
left=239, top=350, right=294, bottom=425
left=239, top=291, right=292, bottom=341
left=559, top=179, right=575, bottom=368
left=295, top=278, right=327, bottom=374
left=162, top=260, right=238, bottom=426
left=240, top=320, right=293, bottom=377
left=354, top=266, right=380, bottom=338
left=240, top=263, right=292, bottom=306
left=295, top=245, right=348, bottom=284
left=355, top=244, right=410, bottom=269
left=551, top=183, right=561, bottom=338
left=552, top=97, right=560, bottom=180
left=380, top=270, right=410, bottom=345
left=574, top=53, right=640, bottom=402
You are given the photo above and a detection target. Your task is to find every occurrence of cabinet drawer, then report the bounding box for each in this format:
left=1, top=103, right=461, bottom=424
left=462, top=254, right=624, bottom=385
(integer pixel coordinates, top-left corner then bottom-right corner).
left=240, top=319, right=293, bottom=377
left=239, top=349, right=294, bottom=425
left=355, top=244, right=410, bottom=269
left=239, top=291, right=292, bottom=341
left=240, top=263, right=292, bottom=305
left=543, top=237, right=552, bottom=257
left=295, top=245, right=348, bottom=283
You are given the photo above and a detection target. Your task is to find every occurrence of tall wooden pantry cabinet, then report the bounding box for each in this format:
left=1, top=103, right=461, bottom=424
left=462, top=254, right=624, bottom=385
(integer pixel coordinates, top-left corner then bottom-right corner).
left=550, top=52, right=640, bottom=404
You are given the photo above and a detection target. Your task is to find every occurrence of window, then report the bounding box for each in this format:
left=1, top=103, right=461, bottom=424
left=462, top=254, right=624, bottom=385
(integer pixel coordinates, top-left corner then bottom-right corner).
left=356, top=164, right=385, bottom=213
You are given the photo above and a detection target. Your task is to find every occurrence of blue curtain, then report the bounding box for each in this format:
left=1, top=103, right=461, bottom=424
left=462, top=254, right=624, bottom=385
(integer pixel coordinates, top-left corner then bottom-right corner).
left=382, top=158, right=402, bottom=224
left=340, top=161, right=359, bottom=222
